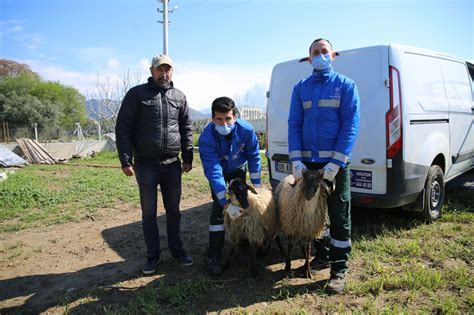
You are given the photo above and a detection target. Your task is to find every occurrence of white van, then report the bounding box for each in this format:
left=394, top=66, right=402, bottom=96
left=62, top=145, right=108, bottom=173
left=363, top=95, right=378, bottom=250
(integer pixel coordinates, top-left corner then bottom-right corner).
left=266, top=44, right=474, bottom=221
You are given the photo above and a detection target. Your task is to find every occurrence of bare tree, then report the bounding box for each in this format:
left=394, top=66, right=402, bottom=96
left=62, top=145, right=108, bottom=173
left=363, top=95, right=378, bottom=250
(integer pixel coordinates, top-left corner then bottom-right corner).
left=233, top=90, right=255, bottom=107
left=88, top=69, right=144, bottom=134
left=192, top=118, right=211, bottom=133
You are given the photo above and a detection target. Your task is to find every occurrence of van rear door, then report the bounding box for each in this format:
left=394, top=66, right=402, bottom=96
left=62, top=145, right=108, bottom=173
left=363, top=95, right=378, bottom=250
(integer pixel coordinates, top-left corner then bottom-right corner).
left=266, top=59, right=312, bottom=183
left=333, top=46, right=390, bottom=194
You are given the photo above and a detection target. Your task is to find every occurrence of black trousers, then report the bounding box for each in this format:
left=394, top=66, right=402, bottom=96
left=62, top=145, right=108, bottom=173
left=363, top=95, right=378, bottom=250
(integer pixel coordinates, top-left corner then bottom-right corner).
left=207, top=166, right=246, bottom=259
left=135, top=160, right=183, bottom=260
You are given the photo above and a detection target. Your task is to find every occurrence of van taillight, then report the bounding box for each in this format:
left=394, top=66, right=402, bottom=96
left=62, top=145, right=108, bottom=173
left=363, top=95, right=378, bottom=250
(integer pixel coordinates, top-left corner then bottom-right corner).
left=265, top=111, right=269, bottom=151
left=386, top=66, right=402, bottom=158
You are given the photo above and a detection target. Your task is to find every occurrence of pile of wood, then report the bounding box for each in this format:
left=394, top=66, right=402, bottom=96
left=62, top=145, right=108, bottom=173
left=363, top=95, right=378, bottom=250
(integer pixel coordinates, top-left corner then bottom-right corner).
left=16, top=138, right=56, bottom=164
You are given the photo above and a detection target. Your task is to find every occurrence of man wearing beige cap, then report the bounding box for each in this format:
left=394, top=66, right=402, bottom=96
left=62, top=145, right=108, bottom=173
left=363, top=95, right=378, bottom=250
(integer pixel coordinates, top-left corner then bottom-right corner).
left=116, top=54, right=194, bottom=275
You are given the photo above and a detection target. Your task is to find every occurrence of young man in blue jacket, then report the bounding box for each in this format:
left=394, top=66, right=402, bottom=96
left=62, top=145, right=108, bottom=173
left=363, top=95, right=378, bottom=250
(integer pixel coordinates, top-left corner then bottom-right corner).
left=199, top=96, right=261, bottom=276
left=288, top=38, right=360, bottom=294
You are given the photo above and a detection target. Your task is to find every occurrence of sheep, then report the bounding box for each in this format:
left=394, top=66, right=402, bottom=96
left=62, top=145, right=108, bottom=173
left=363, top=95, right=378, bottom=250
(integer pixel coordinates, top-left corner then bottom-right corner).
left=275, top=168, right=333, bottom=279
left=223, top=178, right=282, bottom=277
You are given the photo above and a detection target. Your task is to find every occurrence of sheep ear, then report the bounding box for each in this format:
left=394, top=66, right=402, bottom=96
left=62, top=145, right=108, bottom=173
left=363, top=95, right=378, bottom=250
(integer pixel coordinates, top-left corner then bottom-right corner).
left=247, top=184, right=258, bottom=194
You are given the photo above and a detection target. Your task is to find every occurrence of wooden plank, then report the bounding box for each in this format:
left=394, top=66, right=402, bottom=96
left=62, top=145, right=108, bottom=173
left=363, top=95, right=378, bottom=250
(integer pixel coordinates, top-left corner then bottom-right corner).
left=28, top=139, right=50, bottom=163
left=16, top=138, right=33, bottom=163
left=32, top=140, right=56, bottom=163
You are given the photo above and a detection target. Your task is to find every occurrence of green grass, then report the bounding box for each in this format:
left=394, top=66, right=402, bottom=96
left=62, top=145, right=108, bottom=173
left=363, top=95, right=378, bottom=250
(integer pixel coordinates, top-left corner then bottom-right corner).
left=105, top=277, right=210, bottom=314
left=0, top=152, right=138, bottom=231
left=0, top=151, right=270, bottom=232
left=69, top=151, right=121, bottom=165
left=346, top=190, right=474, bottom=312
left=106, top=188, right=472, bottom=314
left=2, top=151, right=472, bottom=313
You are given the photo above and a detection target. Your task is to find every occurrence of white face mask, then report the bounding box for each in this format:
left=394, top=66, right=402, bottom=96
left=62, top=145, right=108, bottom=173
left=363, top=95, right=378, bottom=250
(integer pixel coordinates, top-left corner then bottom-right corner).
left=311, top=54, right=332, bottom=71
left=215, top=123, right=235, bottom=136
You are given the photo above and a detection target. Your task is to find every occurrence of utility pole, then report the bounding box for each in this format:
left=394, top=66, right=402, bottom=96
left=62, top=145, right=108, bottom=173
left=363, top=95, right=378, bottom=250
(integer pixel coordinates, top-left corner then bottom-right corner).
left=157, top=0, right=178, bottom=55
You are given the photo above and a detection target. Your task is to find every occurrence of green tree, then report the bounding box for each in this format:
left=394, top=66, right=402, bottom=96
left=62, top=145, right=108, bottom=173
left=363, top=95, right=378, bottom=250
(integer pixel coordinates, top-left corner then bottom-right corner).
left=31, top=81, right=87, bottom=128
left=0, top=72, right=39, bottom=96
left=0, top=91, right=59, bottom=129
left=0, top=66, right=87, bottom=130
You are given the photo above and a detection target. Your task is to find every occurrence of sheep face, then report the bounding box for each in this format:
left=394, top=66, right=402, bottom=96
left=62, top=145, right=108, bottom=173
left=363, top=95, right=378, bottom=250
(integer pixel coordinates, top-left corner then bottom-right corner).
left=301, top=169, right=324, bottom=201
left=228, top=178, right=257, bottom=209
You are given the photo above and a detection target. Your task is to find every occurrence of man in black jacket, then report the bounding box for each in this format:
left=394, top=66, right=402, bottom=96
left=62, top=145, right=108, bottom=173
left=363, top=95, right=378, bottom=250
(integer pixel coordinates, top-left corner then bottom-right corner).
left=116, top=54, right=194, bottom=275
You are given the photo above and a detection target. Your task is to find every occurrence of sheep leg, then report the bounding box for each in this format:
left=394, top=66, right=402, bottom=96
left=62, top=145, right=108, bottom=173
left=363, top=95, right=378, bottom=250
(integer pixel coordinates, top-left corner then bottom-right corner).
left=304, top=241, right=312, bottom=279
left=223, top=245, right=235, bottom=271
left=285, top=238, right=294, bottom=275
left=275, top=235, right=285, bottom=256
left=299, top=240, right=306, bottom=258
left=250, top=245, right=258, bottom=278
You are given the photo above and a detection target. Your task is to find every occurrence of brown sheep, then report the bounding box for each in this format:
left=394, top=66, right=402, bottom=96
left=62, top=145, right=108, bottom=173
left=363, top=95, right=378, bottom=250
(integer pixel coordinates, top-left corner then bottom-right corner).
left=224, top=178, right=281, bottom=277
left=275, top=169, right=333, bottom=279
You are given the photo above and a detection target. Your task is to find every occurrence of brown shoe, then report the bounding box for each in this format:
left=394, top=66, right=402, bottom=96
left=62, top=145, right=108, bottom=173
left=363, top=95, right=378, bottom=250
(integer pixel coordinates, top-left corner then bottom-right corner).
left=326, top=272, right=346, bottom=294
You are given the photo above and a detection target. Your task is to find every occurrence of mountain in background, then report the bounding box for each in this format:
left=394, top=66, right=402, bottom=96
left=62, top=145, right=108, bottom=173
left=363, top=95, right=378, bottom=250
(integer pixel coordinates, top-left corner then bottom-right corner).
left=189, top=108, right=208, bottom=120
left=86, top=99, right=208, bottom=122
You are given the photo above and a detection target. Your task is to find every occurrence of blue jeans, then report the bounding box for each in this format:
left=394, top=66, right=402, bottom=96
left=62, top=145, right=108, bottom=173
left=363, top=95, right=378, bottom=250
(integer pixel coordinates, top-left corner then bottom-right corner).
left=135, top=160, right=183, bottom=260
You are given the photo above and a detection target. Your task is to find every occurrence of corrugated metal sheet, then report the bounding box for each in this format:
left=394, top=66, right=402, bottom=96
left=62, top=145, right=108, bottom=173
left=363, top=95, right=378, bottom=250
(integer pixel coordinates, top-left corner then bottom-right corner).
left=0, top=144, right=26, bottom=167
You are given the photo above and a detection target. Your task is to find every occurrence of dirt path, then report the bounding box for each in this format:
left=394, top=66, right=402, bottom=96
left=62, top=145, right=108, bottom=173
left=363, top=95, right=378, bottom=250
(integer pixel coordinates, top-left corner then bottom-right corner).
left=1, top=192, right=325, bottom=314
left=0, top=194, right=216, bottom=312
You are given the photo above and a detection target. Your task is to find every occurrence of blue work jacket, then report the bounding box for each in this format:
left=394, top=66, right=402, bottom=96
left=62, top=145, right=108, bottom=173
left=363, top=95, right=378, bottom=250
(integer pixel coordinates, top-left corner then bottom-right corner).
left=288, top=68, right=360, bottom=167
left=199, top=119, right=261, bottom=206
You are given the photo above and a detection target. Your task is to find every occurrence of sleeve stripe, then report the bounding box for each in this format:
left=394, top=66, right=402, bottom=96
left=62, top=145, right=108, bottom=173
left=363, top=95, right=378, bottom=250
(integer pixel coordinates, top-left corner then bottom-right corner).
left=289, top=151, right=302, bottom=159
left=331, top=238, right=352, bottom=248
left=250, top=172, right=260, bottom=179
left=216, top=191, right=226, bottom=200
left=333, top=151, right=349, bottom=164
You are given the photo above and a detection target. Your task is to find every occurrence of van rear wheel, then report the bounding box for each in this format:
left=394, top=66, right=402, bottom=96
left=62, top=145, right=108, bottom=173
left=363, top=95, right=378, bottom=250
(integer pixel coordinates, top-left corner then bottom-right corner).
left=419, top=165, right=445, bottom=222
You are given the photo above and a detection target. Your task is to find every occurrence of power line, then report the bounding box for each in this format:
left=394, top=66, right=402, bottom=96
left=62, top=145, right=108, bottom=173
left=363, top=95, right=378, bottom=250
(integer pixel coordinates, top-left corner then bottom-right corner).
left=171, top=1, right=250, bottom=22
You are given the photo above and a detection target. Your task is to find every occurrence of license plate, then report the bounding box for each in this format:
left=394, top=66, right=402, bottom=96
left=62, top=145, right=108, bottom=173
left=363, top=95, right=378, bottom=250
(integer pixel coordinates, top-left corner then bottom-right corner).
left=350, top=170, right=373, bottom=189
left=275, top=161, right=292, bottom=174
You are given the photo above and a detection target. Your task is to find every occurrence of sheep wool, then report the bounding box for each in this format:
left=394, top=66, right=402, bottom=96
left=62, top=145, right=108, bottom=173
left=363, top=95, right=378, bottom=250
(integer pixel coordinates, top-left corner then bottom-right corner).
left=225, top=187, right=278, bottom=248
left=276, top=175, right=328, bottom=241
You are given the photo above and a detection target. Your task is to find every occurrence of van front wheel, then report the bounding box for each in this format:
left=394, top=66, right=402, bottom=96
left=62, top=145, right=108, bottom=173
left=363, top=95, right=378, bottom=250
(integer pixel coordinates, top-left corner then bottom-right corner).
left=420, top=165, right=445, bottom=222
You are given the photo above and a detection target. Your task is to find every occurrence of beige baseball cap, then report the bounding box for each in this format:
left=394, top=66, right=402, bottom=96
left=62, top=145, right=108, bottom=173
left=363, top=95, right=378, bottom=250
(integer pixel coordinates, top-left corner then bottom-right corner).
left=151, top=54, right=173, bottom=68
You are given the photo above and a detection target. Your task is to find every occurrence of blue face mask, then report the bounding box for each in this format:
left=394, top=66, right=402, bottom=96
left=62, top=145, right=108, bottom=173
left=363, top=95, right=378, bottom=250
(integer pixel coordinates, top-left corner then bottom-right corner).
left=311, top=54, right=332, bottom=71
left=215, top=123, right=235, bottom=136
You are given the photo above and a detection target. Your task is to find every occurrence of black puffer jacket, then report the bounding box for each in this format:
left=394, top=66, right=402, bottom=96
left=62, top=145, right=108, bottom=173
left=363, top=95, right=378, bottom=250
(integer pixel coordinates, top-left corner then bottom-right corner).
left=115, top=77, right=193, bottom=168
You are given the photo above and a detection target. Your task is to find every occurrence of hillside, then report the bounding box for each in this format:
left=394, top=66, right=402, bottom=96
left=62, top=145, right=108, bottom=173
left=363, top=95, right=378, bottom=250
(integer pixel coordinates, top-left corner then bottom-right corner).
left=86, top=99, right=208, bottom=122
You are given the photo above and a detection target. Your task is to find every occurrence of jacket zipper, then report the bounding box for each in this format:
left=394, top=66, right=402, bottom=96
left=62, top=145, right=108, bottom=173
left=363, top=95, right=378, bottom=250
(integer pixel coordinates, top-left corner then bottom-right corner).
left=160, top=91, right=168, bottom=154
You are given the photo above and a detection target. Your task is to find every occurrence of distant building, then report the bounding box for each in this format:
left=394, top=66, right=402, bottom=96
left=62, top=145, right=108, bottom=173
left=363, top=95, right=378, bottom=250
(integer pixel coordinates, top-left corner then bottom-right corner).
left=238, top=106, right=266, bottom=121
left=237, top=106, right=266, bottom=132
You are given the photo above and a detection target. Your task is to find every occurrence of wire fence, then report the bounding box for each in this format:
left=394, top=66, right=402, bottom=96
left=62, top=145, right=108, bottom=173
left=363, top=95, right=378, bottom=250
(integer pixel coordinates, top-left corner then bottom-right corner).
left=0, top=121, right=105, bottom=144
left=1, top=120, right=267, bottom=149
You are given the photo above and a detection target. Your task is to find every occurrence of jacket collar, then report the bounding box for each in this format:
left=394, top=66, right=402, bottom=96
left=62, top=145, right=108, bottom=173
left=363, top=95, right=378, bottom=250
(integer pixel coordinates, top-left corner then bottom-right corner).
left=312, top=67, right=335, bottom=81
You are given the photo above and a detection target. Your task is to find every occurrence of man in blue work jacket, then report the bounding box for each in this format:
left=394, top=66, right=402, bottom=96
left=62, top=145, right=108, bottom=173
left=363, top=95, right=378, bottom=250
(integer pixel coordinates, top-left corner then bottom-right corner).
left=288, top=38, right=360, bottom=294
left=199, top=96, right=262, bottom=276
